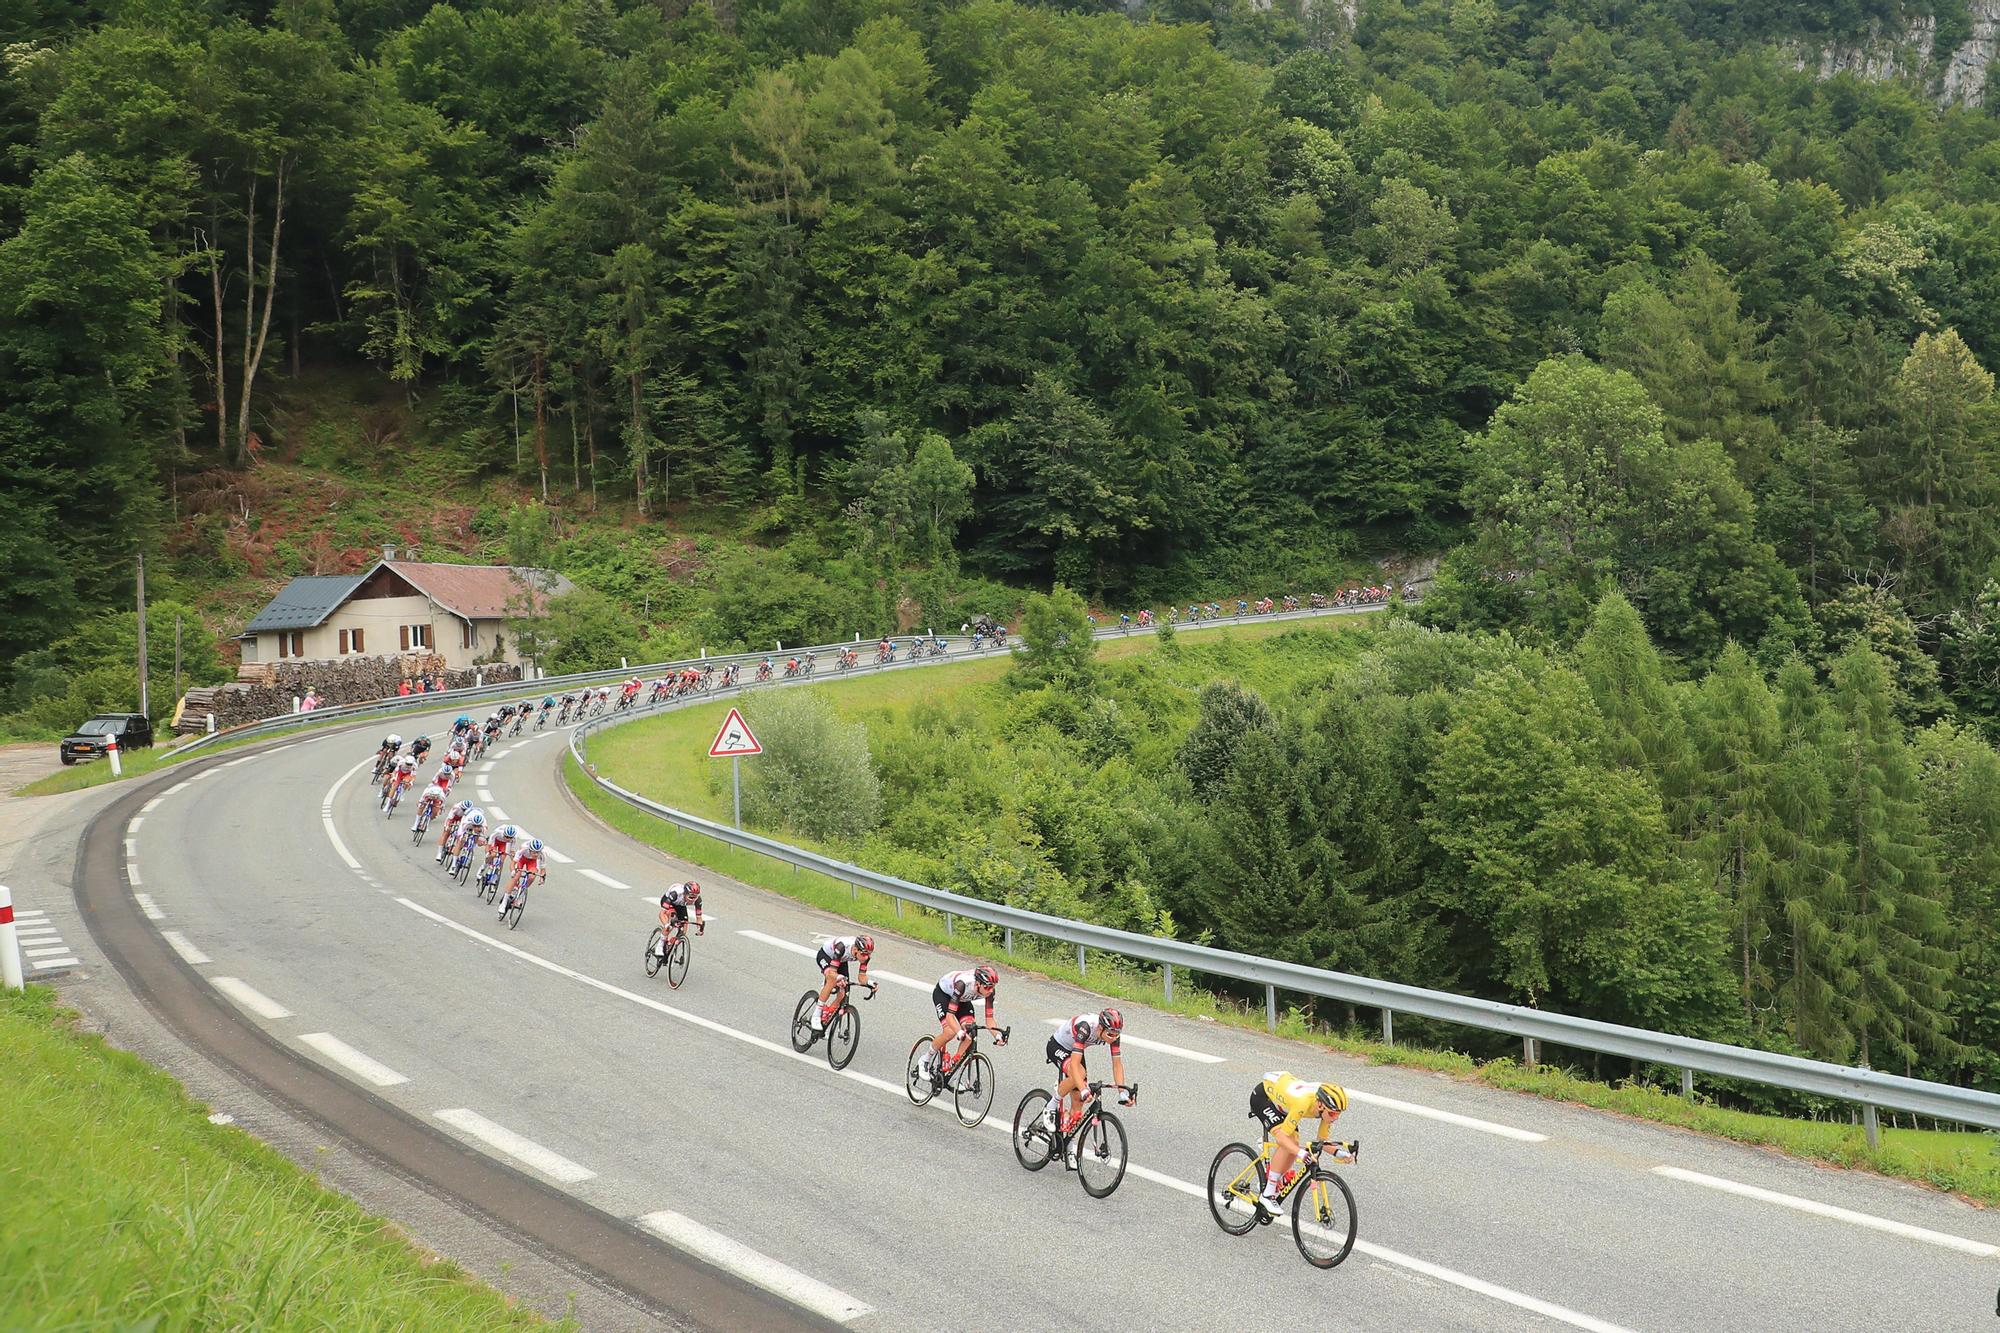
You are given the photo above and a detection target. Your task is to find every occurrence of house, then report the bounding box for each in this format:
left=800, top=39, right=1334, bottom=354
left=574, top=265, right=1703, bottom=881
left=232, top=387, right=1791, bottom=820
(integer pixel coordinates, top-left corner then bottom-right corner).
left=238, top=550, right=575, bottom=671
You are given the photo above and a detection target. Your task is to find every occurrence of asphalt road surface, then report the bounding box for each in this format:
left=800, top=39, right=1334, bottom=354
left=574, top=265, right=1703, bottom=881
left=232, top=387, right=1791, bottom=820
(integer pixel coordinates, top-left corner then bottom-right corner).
left=69, top=689, right=2000, bottom=1331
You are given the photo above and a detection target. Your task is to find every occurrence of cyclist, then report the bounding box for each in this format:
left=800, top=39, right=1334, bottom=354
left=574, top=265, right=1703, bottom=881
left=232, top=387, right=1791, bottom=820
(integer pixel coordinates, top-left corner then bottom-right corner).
left=372, top=733, right=403, bottom=780
left=1249, top=1072, right=1350, bottom=1220
left=810, top=934, right=876, bottom=1032
left=411, top=779, right=446, bottom=834
left=502, top=837, right=547, bottom=919
left=1040, top=1008, right=1131, bottom=1133
left=650, top=882, right=705, bottom=961
left=435, top=799, right=474, bottom=863
left=431, top=763, right=456, bottom=798
left=410, top=733, right=432, bottom=764
left=486, top=823, right=522, bottom=878
left=921, top=964, right=1004, bottom=1089
left=451, top=714, right=473, bottom=739
left=382, top=750, right=418, bottom=806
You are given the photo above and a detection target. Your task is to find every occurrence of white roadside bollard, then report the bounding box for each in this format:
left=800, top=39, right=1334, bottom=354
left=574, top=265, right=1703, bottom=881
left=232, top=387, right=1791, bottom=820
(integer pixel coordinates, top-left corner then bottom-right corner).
left=206, top=712, right=216, bottom=734
left=106, top=736, right=122, bottom=777
left=0, top=886, right=23, bottom=991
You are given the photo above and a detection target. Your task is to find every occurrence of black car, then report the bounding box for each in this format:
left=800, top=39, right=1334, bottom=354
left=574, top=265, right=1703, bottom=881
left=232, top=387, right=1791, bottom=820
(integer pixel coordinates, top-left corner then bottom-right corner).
left=60, top=713, right=154, bottom=765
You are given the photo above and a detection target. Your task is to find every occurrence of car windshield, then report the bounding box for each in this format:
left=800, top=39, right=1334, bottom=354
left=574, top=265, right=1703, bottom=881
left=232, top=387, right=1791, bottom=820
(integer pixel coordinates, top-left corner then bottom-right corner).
left=77, top=719, right=120, bottom=735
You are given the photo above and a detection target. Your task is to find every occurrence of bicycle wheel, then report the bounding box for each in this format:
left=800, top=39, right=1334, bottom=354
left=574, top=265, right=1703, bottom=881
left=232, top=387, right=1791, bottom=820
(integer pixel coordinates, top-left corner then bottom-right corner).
left=1292, top=1170, right=1357, bottom=1269
left=456, top=856, right=472, bottom=886
left=646, top=929, right=666, bottom=979
left=484, top=873, right=500, bottom=904
left=664, top=935, right=690, bottom=988
left=826, top=1004, right=860, bottom=1070
left=790, top=993, right=818, bottom=1052
left=1206, top=1143, right=1265, bottom=1236
left=953, top=1052, right=995, bottom=1128
left=505, top=896, right=525, bottom=930
left=1075, top=1110, right=1129, bottom=1199
left=1011, top=1090, right=1055, bottom=1172
left=905, top=1039, right=937, bottom=1107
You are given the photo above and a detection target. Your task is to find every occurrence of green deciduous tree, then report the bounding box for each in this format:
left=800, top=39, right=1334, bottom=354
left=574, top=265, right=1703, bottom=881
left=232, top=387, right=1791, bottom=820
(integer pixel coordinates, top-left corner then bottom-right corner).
left=1010, top=583, right=1098, bottom=693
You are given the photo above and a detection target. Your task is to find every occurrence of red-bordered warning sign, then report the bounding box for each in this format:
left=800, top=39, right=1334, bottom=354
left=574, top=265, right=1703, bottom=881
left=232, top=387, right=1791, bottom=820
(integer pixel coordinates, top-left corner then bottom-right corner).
left=708, top=707, right=763, bottom=757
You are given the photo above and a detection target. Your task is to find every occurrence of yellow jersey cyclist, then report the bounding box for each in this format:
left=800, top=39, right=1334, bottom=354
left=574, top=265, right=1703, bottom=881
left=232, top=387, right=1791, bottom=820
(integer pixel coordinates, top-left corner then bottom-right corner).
left=920, top=964, right=1005, bottom=1089
left=1039, top=1008, right=1132, bottom=1135
left=1250, top=1071, right=1353, bottom=1220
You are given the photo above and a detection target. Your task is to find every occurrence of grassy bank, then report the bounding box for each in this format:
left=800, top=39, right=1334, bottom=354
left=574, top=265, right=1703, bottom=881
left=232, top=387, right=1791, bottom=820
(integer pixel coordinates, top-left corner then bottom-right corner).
left=0, top=986, right=564, bottom=1329
left=571, top=623, right=2000, bottom=1207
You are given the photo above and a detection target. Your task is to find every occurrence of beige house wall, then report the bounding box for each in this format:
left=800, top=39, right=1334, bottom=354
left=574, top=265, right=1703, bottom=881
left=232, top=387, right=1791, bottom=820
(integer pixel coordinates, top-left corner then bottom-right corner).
left=246, top=597, right=524, bottom=670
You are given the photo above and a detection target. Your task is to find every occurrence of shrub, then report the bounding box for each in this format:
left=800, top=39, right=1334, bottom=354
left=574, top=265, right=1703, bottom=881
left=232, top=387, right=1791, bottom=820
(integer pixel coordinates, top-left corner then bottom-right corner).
left=742, top=691, right=883, bottom=841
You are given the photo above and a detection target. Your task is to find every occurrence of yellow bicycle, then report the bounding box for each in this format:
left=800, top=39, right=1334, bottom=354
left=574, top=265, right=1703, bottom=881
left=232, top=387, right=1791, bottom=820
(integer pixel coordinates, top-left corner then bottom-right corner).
left=1206, top=1134, right=1359, bottom=1269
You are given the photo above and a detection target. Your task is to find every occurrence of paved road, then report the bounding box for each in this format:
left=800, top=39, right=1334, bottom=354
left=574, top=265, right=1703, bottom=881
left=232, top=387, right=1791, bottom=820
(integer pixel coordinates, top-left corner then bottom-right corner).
left=73, top=686, right=2000, bottom=1331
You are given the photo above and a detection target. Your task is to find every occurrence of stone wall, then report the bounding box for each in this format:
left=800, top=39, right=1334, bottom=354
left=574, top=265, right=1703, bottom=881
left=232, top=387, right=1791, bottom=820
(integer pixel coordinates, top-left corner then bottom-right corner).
left=177, top=654, right=522, bottom=733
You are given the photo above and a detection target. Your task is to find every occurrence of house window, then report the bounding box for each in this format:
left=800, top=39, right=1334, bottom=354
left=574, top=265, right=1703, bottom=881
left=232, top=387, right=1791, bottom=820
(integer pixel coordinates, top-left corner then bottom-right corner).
left=352, top=627, right=364, bottom=653
left=462, top=620, right=473, bottom=650
left=338, top=629, right=351, bottom=654
left=400, top=624, right=430, bottom=650
left=276, top=631, right=304, bottom=658
left=291, top=631, right=304, bottom=657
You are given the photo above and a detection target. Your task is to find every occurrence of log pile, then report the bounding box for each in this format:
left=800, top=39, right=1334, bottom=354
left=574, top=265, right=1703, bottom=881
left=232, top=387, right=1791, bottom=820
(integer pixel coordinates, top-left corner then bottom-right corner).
left=174, top=654, right=523, bottom=733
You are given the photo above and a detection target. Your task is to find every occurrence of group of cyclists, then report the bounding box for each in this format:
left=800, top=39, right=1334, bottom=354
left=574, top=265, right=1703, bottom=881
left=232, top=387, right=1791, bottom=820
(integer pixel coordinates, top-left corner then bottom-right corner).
left=1083, top=585, right=1409, bottom=632
left=372, top=714, right=549, bottom=922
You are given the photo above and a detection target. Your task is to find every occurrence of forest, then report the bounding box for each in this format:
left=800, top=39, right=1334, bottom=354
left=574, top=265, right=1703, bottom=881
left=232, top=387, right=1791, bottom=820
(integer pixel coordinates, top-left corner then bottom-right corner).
left=10, top=1, right=2000, bottom=1073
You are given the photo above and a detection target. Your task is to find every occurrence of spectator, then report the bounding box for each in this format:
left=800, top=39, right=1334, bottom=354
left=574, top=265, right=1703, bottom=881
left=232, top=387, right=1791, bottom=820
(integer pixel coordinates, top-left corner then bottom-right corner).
left=299, top=688, right=319, bottom=713
left=398, top=679, right=411, bottom=697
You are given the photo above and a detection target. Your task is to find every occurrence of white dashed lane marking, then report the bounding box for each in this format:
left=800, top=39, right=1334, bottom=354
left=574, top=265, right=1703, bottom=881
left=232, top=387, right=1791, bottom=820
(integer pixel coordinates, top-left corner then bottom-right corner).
left=578, top=869, right=630, bottom=890
left=299, top=1033, right=410, bottom=1087
left=212, top=977, right=293, bottom=1020
left=160, top=931, right=212, bottom=966
left=435, top=1108, right=594, bottom=1183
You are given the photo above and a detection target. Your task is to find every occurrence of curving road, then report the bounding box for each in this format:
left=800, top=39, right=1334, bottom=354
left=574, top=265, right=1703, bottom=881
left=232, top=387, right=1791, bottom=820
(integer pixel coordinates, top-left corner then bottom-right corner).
left=66, top=674, right=2000, bottom=1331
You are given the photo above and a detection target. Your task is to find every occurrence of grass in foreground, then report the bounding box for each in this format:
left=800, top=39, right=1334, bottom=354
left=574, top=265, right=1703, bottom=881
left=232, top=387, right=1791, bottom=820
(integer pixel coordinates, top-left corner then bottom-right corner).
left=0, top=987, right=566, bottom=1330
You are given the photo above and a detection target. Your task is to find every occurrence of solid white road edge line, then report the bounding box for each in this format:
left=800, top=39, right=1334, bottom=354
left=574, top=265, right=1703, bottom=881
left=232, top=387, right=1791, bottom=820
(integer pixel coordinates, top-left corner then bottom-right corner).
left=299, top=1032, right=411, bottom=1087
left=1038, top=1017, right=1225, bottom=1065
left=1651, top=1166, right=1997, bottom=1258
left=637, top=1210, right=872, bottom=1324
left=435, top=1108, right=595, bottom=1183
left=133, top=893, right=164, bottom=920
left=212, top=977, right=294, bottom=1020
left=160, top=930, right=212, bottom=965
left=320, top=754, right=374, bottom=869
left=578, top=868, right=630, bottom=890
left=1346, top=1089, right=1548, bottom=1143
left=737, top=929, right=928, bottom=991
left=397, top=896, right=1625, bottom=1332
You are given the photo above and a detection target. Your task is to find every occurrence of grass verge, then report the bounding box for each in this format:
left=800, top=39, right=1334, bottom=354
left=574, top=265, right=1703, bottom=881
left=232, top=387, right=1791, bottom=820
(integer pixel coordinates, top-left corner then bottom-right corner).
left=0, top=985, right=565, bottom=1329
left=568, top=629, right=2000, bottom=1208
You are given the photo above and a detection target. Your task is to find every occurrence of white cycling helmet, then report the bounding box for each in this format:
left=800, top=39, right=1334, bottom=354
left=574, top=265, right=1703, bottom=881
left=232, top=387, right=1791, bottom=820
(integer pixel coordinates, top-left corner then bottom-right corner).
left=387, top=733, right=403, bottom=746
left=499, top=824, right=519, bottom=840
left=467, top=811, right=485, bottom=826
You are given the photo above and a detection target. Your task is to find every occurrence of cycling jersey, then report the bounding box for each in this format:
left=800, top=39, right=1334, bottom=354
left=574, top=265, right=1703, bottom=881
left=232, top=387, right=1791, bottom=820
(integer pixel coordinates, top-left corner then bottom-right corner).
left=513, top=853, right=543, bottom=881
left=932, top=968, right=994, bottom=1022
left=815, top=936, right=868, bottom=974
left=1054, top=1013, right=1121, bottom=1056
left=393, top=756, right=417, bottom=778
left=420, top=784, right=445, bottom=807
left=1253, top=1071, right=1327, bottom=1137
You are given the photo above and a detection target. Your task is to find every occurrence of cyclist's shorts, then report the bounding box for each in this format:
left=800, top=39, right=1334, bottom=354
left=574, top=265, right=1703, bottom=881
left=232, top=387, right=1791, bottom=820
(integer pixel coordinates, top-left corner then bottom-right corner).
left=931, top=985, right=973, bottom=1022
left=1250, top=1085, right=1287, bottom=1134
left=665, top=901, right=690, bottom=926
left=815, top=950, right=849, bottom=977
left=1046, top=1035, right=1082, bottom=1072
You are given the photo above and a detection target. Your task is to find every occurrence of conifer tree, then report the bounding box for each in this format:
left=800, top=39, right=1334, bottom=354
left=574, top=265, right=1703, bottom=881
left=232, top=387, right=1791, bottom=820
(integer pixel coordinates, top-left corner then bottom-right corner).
left=1687, top=644, right=1780, bottom=1021
left=1767, top=658, right=1853, bottom=1058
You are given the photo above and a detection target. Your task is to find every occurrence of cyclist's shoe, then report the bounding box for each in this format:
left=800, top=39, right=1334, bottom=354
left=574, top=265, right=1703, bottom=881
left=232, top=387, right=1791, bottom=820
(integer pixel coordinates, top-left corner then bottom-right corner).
left=810, top=1009, right=824, bottom=1032
left=1039, top=1103, right=1058, bottom=1131
left=1254, top=1195, right=1281, bottom=1223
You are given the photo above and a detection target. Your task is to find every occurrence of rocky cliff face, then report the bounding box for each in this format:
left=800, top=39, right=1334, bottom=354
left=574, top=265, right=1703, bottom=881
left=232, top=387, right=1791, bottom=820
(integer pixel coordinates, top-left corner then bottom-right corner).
left=1793, top=2, right=2000, bottom=105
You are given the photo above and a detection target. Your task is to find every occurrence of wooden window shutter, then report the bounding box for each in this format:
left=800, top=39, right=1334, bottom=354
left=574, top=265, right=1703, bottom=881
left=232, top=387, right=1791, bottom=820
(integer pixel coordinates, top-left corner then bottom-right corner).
left=338, top=629, right=349, bottom=654
left=400, top=624, right=409, bottom=650
left=353, top=628, right=364, bottom=653
left=276, top=635, right=287, bottom=659
left=292, top=631, right=304, bottom=656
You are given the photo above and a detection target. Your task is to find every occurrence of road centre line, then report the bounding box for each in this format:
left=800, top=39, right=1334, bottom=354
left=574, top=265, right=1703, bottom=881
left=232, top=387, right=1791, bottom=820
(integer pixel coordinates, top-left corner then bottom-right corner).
left=1037, top=1017, right=1225, bottom=1065
left=637, top=1210, right=871, bottom=1324
left=737, top=930, right=928, bottom=991
left=212, top=977, right=293, bottom=1020
left=578, top=868, right=630, bottom=890
left=299, top=1032, right=410, bottom=1087
left=133, top=893, right=164, bottom=920
left=487, top=806, right=510, bottom=823
left=396, top=896, right=1625, bottom=1331
left=543, top=847, right=574, bottom=863
left=436, top=1108, right=595, bottom=1183
left=1651, top=1166, right=1997, bottom=1257
left=160, top=931, right=211, bottom=965
left=1345, top=1090, right=1547, bottom=1142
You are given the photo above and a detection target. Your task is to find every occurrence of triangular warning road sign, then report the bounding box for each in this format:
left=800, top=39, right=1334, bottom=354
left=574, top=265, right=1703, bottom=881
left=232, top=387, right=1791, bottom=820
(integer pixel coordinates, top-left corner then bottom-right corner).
left=708, top=707, right=763, bottom=757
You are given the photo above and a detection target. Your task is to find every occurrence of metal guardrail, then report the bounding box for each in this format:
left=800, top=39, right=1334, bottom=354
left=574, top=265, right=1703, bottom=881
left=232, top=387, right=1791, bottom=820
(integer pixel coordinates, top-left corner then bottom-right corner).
left=569, top=656, right=2000, bottom=1142
left=166, top=602, right=1369, bottom=759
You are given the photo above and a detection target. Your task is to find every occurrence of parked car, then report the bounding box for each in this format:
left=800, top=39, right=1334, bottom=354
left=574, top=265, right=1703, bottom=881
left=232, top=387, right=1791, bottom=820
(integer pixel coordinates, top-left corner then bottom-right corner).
left=60, top=713, right=154, bottom=765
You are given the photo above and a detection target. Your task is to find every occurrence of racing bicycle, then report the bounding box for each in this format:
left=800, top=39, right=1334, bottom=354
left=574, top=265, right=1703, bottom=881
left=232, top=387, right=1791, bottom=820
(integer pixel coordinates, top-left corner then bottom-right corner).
left=1012, top=1080, right=1136, bottom=1198
left=644, top=916, right=699, bottom=987
left=410, top=800, right=439, bottom=843
left=1206, top=1134, right=1360, bottom=1269
left=475, top=853, right=505, bottom=902
left=906, top=1022, right=1008, bottom=1128
left=498, top=871, right=532, bottom=929
left=791, top=974, right=875, bottom=1071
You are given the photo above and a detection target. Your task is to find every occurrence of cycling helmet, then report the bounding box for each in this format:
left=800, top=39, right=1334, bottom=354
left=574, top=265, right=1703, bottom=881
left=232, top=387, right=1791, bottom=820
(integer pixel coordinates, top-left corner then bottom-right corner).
left=467, top=811, right=485, bottom=826
left=527, top=838, right=543, bottom=854
left=684, top=881, right=701, bottom=902
left=455, top=714, right=470, bottom=726
left=1317, top=1082, right=1348, bottom=1114
left=1097, top=1007, right=1123, bottom=1034
left=387, top=733, right=402, bottom=746
left=499, top=825, right=519, bottom=841
left=454, top=799, right=472, bottom=815
left=854, top=934, right=874, bottom=958
left=973, top=964, right=998, bottom=989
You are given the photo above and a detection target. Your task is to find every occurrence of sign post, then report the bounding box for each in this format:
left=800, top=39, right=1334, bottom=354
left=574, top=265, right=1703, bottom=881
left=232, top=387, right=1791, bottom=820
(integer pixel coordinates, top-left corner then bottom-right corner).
left=707, top=707, right=762, bottom=828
